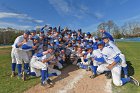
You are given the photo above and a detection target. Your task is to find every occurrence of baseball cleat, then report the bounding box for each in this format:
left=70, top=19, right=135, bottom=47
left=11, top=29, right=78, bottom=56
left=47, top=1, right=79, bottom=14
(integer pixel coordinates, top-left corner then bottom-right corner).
left=105, top=72, right=112, bottom=79
left=130, top=76, right=139, bottom=86
left=47, top=79, right=53, bottom=85
left=41, top=81, right=47, bottom=86
left=124, top=75, right=128, bottom=78
left=22, top=71, right=26, bottom=81
left=17, top=74, right=22, bottom=79
left=11, top=72, right=16, bottom=77
left=90, top=74, right=97, bottom=79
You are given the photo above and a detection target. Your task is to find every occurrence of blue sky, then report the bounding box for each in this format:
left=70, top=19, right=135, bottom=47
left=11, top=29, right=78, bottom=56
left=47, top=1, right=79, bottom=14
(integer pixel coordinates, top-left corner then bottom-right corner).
left=0, top=0, right=140, bottom=32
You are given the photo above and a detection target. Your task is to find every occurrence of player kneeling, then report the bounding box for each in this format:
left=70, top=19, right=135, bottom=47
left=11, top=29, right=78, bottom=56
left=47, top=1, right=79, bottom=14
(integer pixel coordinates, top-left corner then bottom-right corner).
left=29, top=46, right=54, bottom=86
left=96, top=41, right=139, bottom=86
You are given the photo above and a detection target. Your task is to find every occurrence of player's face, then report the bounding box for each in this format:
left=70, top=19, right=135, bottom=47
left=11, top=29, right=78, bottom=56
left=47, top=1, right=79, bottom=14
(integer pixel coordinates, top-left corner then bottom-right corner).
left=78, top=40, right=81, bottom=43
left=48, top=49, right=53, bottom=53
left=31, top=32, right=36, bottom=36
left=33, top=39, right=39, bottom=43
left=103, top=38, right=109, bottom=43
left=23, top=33, right=29, bottom=39
left=98, top=44, right=103, bottom=49
left=87, top=49, right=92, bottom=53
left=95, top=39, right=99, bottom=42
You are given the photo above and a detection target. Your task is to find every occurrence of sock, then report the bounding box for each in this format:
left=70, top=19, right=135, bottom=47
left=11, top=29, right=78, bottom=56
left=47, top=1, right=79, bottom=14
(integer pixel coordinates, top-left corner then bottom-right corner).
left=122, top=66, right=128, bottom=76
left=17, top=64, right=22, bottom=76
left=41, top=70, right=46, bottom=82
left=12, top=63, right=16, bottom=72
left=121, top=77, right=130, bottom=85
left=91, top=66, right=98, bottom=75
left=46, top=68, right=49, bottom=80
left=24, top=63, right=29, bottom=73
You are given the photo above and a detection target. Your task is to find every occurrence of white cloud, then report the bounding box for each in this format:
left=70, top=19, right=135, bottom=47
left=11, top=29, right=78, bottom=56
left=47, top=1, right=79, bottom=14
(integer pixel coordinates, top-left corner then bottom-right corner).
left=0, top=12, right=44, bottom=24
left=48, top=0, right=104, bottom=20
left=0, top=12, right=25, bottom=18
left=0, top=21, right=33, bottom=30
left=48, top=0, right=71, bottom=14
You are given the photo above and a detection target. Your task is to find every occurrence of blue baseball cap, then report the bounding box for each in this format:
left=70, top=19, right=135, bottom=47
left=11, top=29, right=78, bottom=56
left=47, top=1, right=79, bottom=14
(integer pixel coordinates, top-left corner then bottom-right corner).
left=77, top=37, right=81, bottom=41
left=30, top=30, right=36, bottom=33
left=86, top=45, right=92, bottom=49
left=102, top=35, right=109, bottom=39
left=87, top=32, right=91, bottom=35
left=94, top=36, right=99, bottom=40
left=97, top=41, right=104, bottom=45
left=32, top=36, right=40, bottom=40
left=24, top=30, right=30, bottom=35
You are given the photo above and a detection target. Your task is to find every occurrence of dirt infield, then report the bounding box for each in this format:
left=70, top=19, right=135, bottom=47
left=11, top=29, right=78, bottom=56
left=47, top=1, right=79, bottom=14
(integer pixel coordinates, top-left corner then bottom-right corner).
left=24, top=65, right=112, bottom=93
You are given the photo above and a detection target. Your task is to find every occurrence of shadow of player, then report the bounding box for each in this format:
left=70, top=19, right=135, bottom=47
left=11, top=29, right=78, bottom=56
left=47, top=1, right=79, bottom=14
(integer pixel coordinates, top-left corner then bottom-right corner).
left=127, top=61, right=135, bottom=76
left=122, top=61, right=135, bottom=77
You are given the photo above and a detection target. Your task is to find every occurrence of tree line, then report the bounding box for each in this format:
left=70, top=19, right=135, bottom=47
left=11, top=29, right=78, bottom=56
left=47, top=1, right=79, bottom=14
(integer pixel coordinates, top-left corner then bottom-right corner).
left=0, top=27, right=23, bottom=45
left=94, top=20, right=140, bottom=39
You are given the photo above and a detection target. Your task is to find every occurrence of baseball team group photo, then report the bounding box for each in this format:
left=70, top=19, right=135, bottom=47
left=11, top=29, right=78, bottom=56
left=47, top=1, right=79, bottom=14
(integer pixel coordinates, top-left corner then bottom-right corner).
left=0, top=0, right=140, bottom=93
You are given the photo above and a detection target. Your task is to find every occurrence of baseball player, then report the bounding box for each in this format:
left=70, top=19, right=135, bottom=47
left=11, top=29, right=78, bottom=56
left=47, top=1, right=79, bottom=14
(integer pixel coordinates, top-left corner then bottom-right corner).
left=30, top=46, right=54, bottom=86
left=90, top=45, right=105, bottom=78
left=11, top=31, right=34, bottom=80
left=77, top=46, right=92, bottom=70
left=100, top=29, right=128, bottom=78
left=97, top=41, right=139, bottom=86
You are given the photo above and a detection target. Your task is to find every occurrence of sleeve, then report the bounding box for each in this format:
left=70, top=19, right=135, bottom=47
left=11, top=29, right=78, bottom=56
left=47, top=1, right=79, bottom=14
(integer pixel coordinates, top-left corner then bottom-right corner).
left=36, top=53, right=43, bottom=57
left=13, top=36, right=22, bottom=48
left=84, top=59, right=88, bottom=62
left=94, top=57, right=105, bottom=63
left=113, top=56, right=121, bottom=63
left=22, top=44, right=32, bottom=49
left=103, top=32, right=114, bottom=42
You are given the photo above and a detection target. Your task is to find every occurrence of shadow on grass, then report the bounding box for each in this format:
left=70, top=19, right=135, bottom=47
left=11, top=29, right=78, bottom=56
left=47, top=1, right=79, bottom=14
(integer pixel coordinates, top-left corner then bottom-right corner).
left=127, top=61, right=135, bottom=76
left=121, top=61, right=135, bottom=77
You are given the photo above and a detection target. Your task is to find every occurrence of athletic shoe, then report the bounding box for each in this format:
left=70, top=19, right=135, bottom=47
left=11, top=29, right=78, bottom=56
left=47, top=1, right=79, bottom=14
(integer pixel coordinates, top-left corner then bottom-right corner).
left=90, top=74, right=97, bottom=79
left=124, top=75, right=128, bottom=78
left=11, top=71, right=16, bottom=77
left=105, top=72, right=112, bottom=79
left=41, top=81, right=47, bottom=86
left=22, top=71, right=26, bottom=81
left=17, top=74, right=22, bottom=79
left=47, top=79, right=53, bottom=85
left=130, top=76, right=139, bottom=86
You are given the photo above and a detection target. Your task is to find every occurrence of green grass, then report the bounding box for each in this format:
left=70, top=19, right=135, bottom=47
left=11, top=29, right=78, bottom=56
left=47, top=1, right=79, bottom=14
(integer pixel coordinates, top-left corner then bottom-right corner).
left=113, top=42, right=140, bottom=93
left=0, top=47, right=40, bottom=93
left=0, top=42, right=140, bottom=93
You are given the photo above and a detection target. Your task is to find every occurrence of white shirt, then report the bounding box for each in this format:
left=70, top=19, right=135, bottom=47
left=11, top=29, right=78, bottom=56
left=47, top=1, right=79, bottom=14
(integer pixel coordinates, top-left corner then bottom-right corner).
left=92, top=49, right=102, bottom=58
left=108, top=41, right=121, bottom=54
left=101, top=47, right=118, bottom=64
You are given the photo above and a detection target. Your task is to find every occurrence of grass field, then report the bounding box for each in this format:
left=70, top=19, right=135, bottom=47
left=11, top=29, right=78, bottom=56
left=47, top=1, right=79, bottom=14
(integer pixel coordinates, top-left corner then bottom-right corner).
left=0, top=42, right=140, bottom=93
left=0, top=47, right=40, bottom=93
left=113, top=42, right=140, bottom=93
